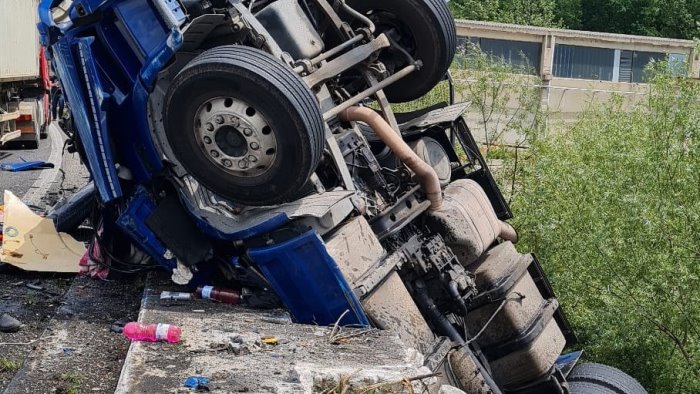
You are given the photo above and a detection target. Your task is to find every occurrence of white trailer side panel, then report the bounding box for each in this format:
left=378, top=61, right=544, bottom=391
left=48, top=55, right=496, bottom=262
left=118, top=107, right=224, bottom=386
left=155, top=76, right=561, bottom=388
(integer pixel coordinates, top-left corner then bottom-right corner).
left=0, top=0, right=40, bottom=82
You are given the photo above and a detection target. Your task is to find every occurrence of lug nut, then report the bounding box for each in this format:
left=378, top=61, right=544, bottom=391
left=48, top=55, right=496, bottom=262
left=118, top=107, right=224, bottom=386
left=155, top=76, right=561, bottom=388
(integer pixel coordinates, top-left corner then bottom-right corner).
left=215, top=115, right=224, bottom=124
left=230, top=116, right=240, bottom=126
left=238, top=159, right=249, bottom=169
left=250, top=142, right=259, bottom=150
left=206, top=123, right=214, bottom=131
left=222, top=159, right=233, bottom=168
left=248, top=155, right=258, bottom=163
left=210, top=150, right=220, bottom=158
left=203, top=136, right=212, bottom=144
left=243, top=128, right=253, bottom=137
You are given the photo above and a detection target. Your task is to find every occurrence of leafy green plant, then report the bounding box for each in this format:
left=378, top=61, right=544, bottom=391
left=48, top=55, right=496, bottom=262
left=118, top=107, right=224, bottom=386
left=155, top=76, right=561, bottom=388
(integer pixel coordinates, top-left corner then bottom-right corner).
left=512, top=62, right=700, bottom=393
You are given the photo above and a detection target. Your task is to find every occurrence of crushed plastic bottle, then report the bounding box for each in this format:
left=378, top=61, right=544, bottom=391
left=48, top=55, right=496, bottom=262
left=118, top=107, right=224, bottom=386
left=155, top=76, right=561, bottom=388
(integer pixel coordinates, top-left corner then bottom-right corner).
left=195, top=286, right=241, bottom=304
left=123, top=322, right=181, bottom=343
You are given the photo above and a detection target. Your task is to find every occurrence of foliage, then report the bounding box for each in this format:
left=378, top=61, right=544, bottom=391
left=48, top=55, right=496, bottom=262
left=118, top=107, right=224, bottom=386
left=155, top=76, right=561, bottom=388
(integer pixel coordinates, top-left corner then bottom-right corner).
left=574, top=0, right=700, bottom=39
left=511, top=62, right=700, bottom=392
left=441, top=49, right=700, bottom=391
left=450, top=0, right=700, bottom=39
left=449, top=0, right=559, bottom=28
left=451, top=46, right=546, bottom=202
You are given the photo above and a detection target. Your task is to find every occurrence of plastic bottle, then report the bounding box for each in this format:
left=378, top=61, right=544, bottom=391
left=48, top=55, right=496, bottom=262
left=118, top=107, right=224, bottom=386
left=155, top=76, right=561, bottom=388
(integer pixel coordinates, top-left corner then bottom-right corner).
left=123, top=322, right=181, bottom=343
left=195, top=286, right=241, bottom=304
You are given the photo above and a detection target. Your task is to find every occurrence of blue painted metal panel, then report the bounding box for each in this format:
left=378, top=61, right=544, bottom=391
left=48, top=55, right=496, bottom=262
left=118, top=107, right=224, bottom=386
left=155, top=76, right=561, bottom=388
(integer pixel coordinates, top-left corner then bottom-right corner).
left=116, top=188, right=177, bottom=270
left=50, top=36, right=122, bottom=202
left=249, top=231, right=370, bottom=326
left=113, top=0, right=170, bottom=57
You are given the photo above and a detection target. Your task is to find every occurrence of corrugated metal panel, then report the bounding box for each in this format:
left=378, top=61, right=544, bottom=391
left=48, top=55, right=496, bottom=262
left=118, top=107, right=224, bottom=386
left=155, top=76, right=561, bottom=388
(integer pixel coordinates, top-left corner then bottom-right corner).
left=0, top=0, right=41, bottom=82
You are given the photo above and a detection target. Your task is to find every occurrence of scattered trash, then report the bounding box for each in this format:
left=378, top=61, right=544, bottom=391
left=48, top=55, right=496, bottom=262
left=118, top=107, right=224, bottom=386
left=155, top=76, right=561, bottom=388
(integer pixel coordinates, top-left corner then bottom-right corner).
left=0, top=313, right=22, bottom=333
left=227, top=334, right=258, bottom=356
left=0, top=190, right=84, bottom=272
left=260, top=312, right=293, bottom=325
left=25, top=281, right=45, bottom=291
left=0, top=160, right=54, bottom=172
left=78, top=226, right=109, bottom=279
left=62, top=347, right=75, bottom=354
left=123, top=322, right=181, bottom=343
left=195, top=286, right=241, bottom=304
left=192, top=310, right=205, bottom=313
left=110, top=320, right=125, bottom=334
left=184, top=376, right=210, bottom=391
left=261, top=336, right=279, bottom=346
left=228, top=342, right=251, bottom=356
left=160, top=291, right=193, bottom=301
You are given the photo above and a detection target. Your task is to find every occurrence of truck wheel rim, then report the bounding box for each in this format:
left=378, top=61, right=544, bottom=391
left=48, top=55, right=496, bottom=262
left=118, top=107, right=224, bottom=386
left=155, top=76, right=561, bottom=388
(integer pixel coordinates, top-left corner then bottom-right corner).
left=194, top=96, right=278, bottom=177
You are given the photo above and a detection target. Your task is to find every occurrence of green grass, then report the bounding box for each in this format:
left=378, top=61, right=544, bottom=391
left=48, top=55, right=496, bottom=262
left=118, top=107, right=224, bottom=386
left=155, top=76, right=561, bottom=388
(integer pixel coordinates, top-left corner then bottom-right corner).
left=58, top=371, right=84, bottom=394
left=0, top=358, right=21, bottom=373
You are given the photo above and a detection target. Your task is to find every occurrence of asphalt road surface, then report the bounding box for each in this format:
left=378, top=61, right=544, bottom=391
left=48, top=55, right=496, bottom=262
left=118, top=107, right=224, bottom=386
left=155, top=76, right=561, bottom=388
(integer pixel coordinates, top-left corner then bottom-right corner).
left=0, top=131, right=53, bottom=204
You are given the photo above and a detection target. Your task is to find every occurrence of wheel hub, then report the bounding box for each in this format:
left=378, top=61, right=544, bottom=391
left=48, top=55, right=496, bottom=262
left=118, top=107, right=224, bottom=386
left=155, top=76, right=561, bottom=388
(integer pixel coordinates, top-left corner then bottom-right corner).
left=194, top=97, right=277, bottom=177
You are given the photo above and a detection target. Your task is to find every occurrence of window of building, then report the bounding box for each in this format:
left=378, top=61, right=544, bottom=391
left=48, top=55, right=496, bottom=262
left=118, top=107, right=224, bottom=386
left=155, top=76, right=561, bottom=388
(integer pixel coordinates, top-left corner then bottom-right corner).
left=553, top=45, right=615, bottom=81
left=668, top=53, right=689, bottom=77
left=618, top=50, right=665, bottom=83
left=457, top=37, right=541, bottom=74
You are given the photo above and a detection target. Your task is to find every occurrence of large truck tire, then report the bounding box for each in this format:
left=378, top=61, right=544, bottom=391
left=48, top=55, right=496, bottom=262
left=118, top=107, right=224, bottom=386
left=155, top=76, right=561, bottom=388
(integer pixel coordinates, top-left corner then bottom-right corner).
left=345, top=0, right=456, bottom=103
left=568, top=363, right=647, bottom=394
left=164, top=45, right=324, bottom=206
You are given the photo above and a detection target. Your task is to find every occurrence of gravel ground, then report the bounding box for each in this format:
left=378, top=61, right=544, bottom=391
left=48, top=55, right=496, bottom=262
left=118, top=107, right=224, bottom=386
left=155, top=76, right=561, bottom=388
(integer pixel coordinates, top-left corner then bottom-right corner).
left=0, top=270, right=74, bottom=389
left=3, top=275, right=145, bottom=394
left=0, top=124, right=146, bottom=394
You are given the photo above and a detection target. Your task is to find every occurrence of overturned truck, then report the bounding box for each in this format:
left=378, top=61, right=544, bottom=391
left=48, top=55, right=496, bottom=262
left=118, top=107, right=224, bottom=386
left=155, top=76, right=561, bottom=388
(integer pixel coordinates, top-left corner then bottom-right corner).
left=39, top=0, right=646, bottom=392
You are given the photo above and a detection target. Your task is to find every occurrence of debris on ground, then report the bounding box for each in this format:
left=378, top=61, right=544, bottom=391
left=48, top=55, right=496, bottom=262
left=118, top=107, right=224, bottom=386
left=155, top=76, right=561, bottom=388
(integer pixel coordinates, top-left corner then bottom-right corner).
left=0, top=190, right=83, bottom=273
left=24, top=281, right=43, bottom=291
left=160, top=291, right=193, bottom=301
left=0, top=161, right=54, bottom=172
left=116, top=278, right=438, bottom=393
left=183, top=376, right=210, bottom=391
left=110, top=321, right=126, bottom=334
left=0, top=313, right=21, bottom=333
left=195, top=286, right=241, bottom=304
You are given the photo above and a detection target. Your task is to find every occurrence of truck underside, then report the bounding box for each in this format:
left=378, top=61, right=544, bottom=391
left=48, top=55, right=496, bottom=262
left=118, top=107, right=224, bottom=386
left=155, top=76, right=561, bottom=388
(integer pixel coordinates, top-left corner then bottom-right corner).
left=38, top=0, right=646, bottom=392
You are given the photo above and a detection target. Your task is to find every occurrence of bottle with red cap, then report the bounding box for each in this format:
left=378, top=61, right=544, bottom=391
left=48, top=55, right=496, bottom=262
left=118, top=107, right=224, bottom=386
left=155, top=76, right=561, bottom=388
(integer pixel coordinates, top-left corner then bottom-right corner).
left=195, top=286, right=241, bottom=304
left=123, top=322, right=181, bottom=343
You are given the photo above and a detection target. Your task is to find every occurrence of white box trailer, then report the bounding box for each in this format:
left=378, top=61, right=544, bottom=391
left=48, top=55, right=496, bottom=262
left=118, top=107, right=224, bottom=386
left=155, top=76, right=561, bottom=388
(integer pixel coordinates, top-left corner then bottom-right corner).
left=0, top=0, right=50, bottom=149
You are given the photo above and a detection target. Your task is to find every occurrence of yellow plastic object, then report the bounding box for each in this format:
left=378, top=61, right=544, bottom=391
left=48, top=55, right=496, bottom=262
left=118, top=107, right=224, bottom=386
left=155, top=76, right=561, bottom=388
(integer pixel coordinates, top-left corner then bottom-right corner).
left=0, top=190, right=83, bottom=272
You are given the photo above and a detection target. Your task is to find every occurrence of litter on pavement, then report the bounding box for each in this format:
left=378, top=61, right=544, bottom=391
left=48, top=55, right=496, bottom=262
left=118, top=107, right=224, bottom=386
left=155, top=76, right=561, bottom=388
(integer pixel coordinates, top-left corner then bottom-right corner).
left=0, top=160, right=54, bottom=172
left=160, top=291, right=193, bottom=301
left=184, top=376, right=210, bottom=391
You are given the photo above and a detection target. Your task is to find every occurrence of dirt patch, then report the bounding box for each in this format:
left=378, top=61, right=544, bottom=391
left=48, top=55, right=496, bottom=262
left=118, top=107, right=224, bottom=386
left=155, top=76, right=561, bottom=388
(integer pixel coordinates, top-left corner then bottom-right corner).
left=0, top=272, right=145, bottom=393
